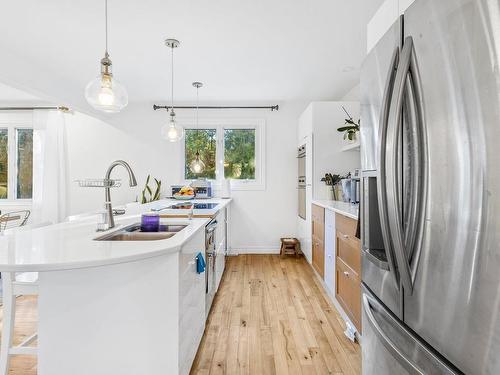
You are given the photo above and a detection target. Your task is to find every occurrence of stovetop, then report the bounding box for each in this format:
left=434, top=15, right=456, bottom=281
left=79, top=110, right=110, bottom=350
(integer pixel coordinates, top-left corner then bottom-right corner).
left=170, top=202, right=219, bottom=210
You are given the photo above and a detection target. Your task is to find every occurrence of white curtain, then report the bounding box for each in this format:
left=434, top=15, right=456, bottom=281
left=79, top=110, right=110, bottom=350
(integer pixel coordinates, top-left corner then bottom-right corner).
left=32, top=110, right=69, bottom=224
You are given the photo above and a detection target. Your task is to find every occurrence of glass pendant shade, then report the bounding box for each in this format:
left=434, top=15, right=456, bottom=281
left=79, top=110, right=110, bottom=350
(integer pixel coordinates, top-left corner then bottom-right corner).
left=85, top=0, right=128, bottom=113
left=85, top=72, right=128, bottom=113
left=161, top=111, right=184, bottom=142
left=190, top=151, right=205, bottom=174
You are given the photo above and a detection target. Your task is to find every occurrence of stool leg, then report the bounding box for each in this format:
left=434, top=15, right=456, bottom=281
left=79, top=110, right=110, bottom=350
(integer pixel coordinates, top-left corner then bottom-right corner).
left=0, top=273, right=15, bottom=375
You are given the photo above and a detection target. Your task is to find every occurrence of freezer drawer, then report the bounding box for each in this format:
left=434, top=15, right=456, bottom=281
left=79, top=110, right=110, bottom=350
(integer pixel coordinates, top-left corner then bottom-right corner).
left=362, top=286, right=459, bottom=375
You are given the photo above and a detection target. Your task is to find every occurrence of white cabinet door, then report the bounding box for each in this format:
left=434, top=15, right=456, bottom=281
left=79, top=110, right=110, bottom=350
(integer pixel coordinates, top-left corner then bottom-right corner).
left=324, top=210, right=336, bottom=295
left=214, top=209, right=226, bottom=290
left=178, top=229, right=205, bottom=375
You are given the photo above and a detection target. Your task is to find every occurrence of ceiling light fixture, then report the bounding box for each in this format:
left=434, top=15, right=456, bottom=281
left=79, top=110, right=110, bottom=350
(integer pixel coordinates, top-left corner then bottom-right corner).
left=189, top=82, right=205, bottom=174
left=85, top=0, right=128, bottom=113
left=161, top=39, right=185, bottom=142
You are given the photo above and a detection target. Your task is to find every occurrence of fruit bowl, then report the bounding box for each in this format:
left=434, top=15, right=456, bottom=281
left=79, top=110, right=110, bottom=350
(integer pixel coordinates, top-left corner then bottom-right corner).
left=173, top=194, right=195, bottom=200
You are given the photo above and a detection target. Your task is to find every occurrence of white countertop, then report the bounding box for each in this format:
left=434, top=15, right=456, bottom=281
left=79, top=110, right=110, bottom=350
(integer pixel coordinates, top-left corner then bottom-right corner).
left=312, top=199, right=359, bottom=220
left=0, top=198, right=231, bottom=272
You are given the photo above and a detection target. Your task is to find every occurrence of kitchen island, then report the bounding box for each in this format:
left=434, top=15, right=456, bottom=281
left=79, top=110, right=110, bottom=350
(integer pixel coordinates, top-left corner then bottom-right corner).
left=0, top=198, right=231, bottom=375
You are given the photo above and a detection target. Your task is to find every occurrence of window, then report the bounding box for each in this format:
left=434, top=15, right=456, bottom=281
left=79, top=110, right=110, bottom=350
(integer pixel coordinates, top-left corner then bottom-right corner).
left=0, top=114, right=33, bottom=201
left=182, top=119, right=265, bottom=190
left=0, top=129, right=7, bottom=199
left=16, top=129, right=33, bottom=199
left=184, top=129, right=217, bottom=180
left=224, top=129, right=255, bottom=179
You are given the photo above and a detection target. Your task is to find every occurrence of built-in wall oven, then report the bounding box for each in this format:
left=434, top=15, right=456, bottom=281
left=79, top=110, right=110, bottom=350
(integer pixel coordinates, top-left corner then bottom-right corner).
left=205, top=217, right=217, bottom=317
left=298, top=144, right=306, bottom=219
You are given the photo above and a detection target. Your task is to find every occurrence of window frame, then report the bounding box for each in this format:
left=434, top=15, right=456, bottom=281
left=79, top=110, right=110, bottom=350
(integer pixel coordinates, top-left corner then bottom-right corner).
left=0, top=113, right=33, bottom=203
left=179, top=118, right=266, bottom=191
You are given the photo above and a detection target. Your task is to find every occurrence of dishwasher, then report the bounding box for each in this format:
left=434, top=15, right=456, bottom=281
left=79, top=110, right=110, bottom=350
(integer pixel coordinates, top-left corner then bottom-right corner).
left=205, top=217, right=217, bottom=317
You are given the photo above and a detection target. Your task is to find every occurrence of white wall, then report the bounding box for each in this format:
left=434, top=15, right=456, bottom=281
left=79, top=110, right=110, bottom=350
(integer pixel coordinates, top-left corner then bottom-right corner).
left=65, top=111, right=170, bottom=215
left=341, top=85, right=360, bottom=101
left=311, top=102, right=361, bottom=200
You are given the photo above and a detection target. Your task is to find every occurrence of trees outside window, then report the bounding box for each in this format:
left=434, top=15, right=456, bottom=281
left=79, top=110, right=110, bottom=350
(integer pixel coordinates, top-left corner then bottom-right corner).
left=182, top=119, right=265, bottom=190
left=0, top=122, right=32, bottom=200
left=184, top=129, right=217, bottom=180
left=224, top=129, right=255, bottom=179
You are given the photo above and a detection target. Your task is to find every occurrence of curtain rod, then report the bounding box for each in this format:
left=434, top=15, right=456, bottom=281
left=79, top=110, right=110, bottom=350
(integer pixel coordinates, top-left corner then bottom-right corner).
left=0, top=106, right=70, bottom=112
left=153, top=104, right=279, bottom=112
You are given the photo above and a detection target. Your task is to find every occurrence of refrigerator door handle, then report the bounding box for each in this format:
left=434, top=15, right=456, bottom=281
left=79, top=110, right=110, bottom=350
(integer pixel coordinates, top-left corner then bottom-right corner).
left=386, top=37, right=415, bottom=294
left=376, top=46, right=400, bottom=287
left=403, top=37, right=427, bottom=290
left=387, top=36, right=427, bottom=295
left=363, top=292, right=459, bottom=375
left=363, top=293, right=422, bottom=374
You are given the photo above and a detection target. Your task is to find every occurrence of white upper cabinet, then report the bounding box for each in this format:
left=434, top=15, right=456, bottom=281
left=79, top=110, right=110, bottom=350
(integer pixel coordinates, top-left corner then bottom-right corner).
left=366, top=0, right=416, bottom=53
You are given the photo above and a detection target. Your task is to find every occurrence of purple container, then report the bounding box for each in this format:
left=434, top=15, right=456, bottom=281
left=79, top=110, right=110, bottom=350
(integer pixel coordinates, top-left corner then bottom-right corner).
left=141, top=214, right=160, bottom=232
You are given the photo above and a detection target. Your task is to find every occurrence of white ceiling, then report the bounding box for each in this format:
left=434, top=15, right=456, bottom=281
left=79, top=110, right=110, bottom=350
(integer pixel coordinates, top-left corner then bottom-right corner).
left=0, top=82, right=44, bottom=103
left=0, top=0, right=383, bottom=108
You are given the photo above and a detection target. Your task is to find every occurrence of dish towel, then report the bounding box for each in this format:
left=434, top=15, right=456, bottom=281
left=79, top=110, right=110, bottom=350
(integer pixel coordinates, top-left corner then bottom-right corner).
left=196, top=252, right=206, bottom=274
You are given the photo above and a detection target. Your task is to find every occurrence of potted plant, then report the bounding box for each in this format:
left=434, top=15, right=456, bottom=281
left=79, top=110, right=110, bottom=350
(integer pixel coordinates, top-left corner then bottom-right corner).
left=320, top=173, right=343, bottom=200
left=337, top=106, right=360, bottom=142
left=141, top=175, right=162, bottom=203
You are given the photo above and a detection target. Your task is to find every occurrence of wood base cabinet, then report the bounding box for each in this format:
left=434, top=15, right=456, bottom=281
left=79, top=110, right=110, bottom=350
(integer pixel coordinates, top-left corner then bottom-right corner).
left=334, top=213, right=361, bottom=331
left=311, top=204, right=325, bottom=278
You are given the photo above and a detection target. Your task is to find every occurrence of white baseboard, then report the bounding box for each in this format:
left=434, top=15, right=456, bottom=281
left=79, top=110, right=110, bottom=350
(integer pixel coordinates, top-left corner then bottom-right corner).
left=228, top=246, right=281, bottom=255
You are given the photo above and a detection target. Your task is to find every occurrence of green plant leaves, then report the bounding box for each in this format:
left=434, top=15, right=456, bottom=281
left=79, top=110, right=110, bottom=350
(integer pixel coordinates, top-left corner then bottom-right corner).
left=141, top=175, right=162, bottom=203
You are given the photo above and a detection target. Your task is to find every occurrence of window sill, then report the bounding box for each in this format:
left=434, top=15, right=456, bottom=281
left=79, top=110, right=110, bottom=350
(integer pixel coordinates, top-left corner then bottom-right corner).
left=0, top=200, right=33, bottom=207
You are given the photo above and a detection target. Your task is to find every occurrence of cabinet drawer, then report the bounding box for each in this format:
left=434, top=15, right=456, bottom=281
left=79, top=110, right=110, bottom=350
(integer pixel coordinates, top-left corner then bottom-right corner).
left=335, top=213, right=358, bottom=238
left=336, top=258, right=361, bottom=331
left=336, top=231, right=361, bottom=275
left=312, top=235, right=324, bottom=278
left=312, top=204, right=325, bottom=224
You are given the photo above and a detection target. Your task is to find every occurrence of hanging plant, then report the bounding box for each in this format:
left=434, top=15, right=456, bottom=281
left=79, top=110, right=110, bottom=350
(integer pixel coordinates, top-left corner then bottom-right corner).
left=337, top=106, right=360, bottom=141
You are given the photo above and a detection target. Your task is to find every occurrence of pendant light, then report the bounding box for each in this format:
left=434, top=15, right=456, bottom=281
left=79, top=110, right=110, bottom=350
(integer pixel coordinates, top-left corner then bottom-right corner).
left=161, top=39, right=185, bottom=142
left=189, top=82, right=205, bottom=174
left=85, top=0, right=128, bottom=113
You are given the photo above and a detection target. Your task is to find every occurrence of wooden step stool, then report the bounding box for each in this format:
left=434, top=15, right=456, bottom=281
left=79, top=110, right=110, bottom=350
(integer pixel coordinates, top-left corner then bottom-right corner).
left=280, top=238, right=301, bottom=257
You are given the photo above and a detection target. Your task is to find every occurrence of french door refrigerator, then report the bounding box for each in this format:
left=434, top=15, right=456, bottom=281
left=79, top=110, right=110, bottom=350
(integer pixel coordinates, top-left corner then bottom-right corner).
left=360, top=0, right=500, bottom=374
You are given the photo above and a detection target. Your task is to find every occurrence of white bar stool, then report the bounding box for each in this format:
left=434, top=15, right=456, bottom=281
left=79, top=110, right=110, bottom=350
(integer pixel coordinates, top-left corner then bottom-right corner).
left=0, top=221, right=51, bottom=375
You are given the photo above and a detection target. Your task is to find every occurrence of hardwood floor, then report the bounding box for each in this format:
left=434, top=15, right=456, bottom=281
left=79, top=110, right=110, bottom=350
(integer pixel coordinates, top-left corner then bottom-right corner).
left=190, top=255, right=361, bottom=375
left=0, top=295, right=37, bottom=375
left=0, top=255, right=361, bottom=375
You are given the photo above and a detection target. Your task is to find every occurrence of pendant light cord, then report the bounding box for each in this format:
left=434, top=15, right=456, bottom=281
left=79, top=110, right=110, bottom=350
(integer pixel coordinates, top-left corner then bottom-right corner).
left=196, top=85, right=199, bottom=134
left=171, top=46, right=174, bottom=112
left=104, top=0, right=108, bottom=54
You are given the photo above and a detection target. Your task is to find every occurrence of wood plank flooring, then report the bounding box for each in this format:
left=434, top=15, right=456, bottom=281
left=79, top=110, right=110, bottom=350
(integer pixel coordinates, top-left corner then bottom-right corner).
left=190, top=255, right=361, bottom=375
left=0, top=255, right=361, bottom=375
left=0, top=295, right=37, bottom=375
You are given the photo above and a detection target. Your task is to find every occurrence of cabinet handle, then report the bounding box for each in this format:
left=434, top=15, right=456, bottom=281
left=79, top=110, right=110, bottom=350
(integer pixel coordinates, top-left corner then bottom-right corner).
left=343, top=271, right=349, bottom=277
left=343, top=234, right=349, bottom=240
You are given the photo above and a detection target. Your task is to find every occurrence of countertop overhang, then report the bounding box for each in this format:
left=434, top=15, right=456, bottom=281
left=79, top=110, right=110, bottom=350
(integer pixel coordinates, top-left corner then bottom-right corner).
left=0, top=198, right=231, bottom=272
left=311, top=199, right=359, bottom=220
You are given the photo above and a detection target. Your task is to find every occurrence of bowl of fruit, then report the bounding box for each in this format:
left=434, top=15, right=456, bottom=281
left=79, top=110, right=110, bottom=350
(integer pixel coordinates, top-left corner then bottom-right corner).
left=173, top=186, right=195, bottom=200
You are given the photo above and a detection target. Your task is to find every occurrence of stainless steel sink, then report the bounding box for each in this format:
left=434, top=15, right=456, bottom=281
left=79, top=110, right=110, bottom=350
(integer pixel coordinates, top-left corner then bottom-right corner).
left=94, top=223, right=187, bottom=241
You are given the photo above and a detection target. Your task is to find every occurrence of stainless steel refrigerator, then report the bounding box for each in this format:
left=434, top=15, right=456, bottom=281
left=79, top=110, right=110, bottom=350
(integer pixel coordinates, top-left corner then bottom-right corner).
left=360, top=0, right=500, bottom=373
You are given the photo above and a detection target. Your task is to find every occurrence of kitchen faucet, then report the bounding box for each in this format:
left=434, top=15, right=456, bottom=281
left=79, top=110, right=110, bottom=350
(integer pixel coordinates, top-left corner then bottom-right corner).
left=100, top=160, right=137, bottom=230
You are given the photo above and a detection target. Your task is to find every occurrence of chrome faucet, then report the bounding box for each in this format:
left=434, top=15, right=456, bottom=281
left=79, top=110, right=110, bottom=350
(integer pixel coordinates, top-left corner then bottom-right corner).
left=100, top=160, right=137, bottom=231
